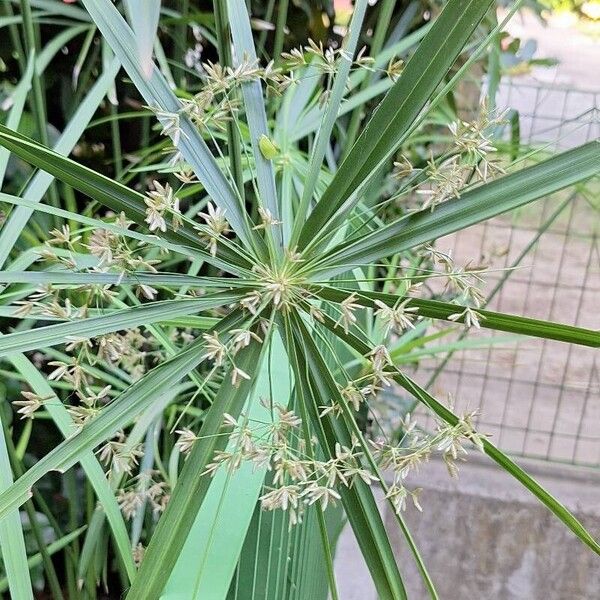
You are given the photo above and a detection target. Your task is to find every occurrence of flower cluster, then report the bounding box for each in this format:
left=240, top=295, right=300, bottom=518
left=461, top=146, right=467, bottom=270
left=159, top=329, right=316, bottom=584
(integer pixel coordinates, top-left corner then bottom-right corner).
left=117, top=471, right=170, bottom=520
left=371, top=410, right=486, bottom=514
left=420, top=245, right=487, bottom=328
left=190, top=396, right=487, bottom=525
left=393, top=105, right=505, bottom=213
left=200, top=326, right=264, bottom=388
left=195, top=202, right=230, bottom=257
left=151, top=40, right=407, bottom=178
left=144, top=181, right=182, bottom=233
left=448, top=103, right=507, bottom=182
left=238, top=261, right=310, bottom=315
left=178, top=405, right=376, bottom=526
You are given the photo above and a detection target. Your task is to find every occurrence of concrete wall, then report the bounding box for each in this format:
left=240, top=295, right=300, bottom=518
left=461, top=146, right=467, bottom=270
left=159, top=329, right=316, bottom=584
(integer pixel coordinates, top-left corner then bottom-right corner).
left=335, top=455, right=600, bottom=599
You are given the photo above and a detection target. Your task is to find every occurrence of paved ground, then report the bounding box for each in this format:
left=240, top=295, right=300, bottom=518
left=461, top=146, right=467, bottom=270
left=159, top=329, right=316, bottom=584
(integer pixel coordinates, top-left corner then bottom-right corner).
left=335, top=455, right=600, bottom=600
left=502, top=10, right=600, bottom=92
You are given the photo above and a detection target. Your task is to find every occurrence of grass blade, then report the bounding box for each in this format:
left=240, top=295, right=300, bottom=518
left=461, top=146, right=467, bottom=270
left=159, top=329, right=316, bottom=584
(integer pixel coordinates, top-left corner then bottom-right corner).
left=0, top=314, right=243, bottom=522
left=0, top=127, right=252, bottom=271
left=0, top=192, right=245, bottom=275
left=0, top=393, right=34, bottom=600
left=0, top=52, right=34, bottom=185
left=5, top=352, right=136, bottom=581
left=0, top=292, right=241, bottom=358
left=0, top=270, right=241, bottom=288
left=394, top=371, right=600, bottom=556
left=0, top=527, right=87, bottom=594
left=315, top=287, right=600, bottom=348
left=290, top=23, right=432, bottom=142
left=124, top=0, right=160, bottom=79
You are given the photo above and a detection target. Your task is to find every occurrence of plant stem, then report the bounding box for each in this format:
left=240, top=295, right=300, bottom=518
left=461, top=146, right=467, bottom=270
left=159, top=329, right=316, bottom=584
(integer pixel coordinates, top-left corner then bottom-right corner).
left=0, top=1, right=26, bottom=72
left=19, top=0, right=61, bottom=214
left=273, top=0, right=289, bottom=60
left=175, top=0, right=189, bottom=87
left=214, top=0, right=246, bottom=201
left=342, top=0, right=406, bottom=159
left=19, top=0, right=48, bottom=147
left=1, top=416, right=65, bottom=600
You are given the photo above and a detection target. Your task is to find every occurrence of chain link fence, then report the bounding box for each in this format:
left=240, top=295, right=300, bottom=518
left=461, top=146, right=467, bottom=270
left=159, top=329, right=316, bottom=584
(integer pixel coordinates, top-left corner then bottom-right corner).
left=413, top=79, right=599, bottom=467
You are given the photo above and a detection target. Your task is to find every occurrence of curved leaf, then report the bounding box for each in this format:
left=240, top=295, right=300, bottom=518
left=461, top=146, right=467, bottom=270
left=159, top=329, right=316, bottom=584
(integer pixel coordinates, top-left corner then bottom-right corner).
left=0, top=293, right=241, bottom=358
left=314, top=286, right=600, bottom=348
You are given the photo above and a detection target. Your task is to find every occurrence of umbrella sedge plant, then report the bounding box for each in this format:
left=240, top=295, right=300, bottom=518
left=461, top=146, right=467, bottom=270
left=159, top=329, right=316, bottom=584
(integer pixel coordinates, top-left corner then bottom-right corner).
left=0, top=0, right=598, bottom=598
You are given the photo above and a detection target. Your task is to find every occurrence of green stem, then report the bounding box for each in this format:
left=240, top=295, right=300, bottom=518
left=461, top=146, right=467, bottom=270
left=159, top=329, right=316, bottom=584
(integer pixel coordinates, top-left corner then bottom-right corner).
left=18, top=0, right=48, bottom=147
left=273, top=0, right=289, bottom=60
left=176, top=0, right=190, bottom=87
left=0, top=1, right=26, bottom=72
left=19, top=0, right=60, bottom=214
left=292, top=346, right=340, bottom=600
left=214, top=0, right=246, bottom=201
left=63, top=470, right=81, bottom=599
left=110, top=103, right=124, bottom=176
left=1, top=417, right=65, bottom=600
left=258, top=0, right=276, bottom=57
left=342, top=0, right=398, bottom=159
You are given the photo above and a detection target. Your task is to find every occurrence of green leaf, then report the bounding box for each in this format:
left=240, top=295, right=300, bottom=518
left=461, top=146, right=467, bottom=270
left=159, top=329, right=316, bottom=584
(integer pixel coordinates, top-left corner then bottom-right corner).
left=297, top=0, right=495, bottom=248
left=0, top=270, right=240, bottom=289
left=17, top=0, right=91, bottom=21
left=124, top=0, right=160, bottom=79
left=36, top=24, right=91, bottom=74
left=314, top=286, right=600, bottom=348
left=0, top=392, right=34, bottom=600
left=291, top=0, right=368, bottom=245
left=0, top=52, right=34, bottom=185
left=290, top=23, right=432, bottom=142
left=0, top=192, right=240, bottom=274
left=315, top=141, right=600, bottom=276
left=5, top=352, right=136, bottom=581
left=394, top=371, right=600, bottom=556
left=0, top=292, right=241, bottom=358
left=226, top=0, right=281, bottom=233
left=163, top=333, right=292, bottom=599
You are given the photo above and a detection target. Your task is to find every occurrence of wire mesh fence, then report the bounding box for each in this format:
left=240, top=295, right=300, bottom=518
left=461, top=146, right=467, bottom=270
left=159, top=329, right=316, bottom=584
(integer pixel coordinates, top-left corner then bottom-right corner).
left=412, top=79, right=599, bottom=467
left=495, top=79, right=599, bottom=150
